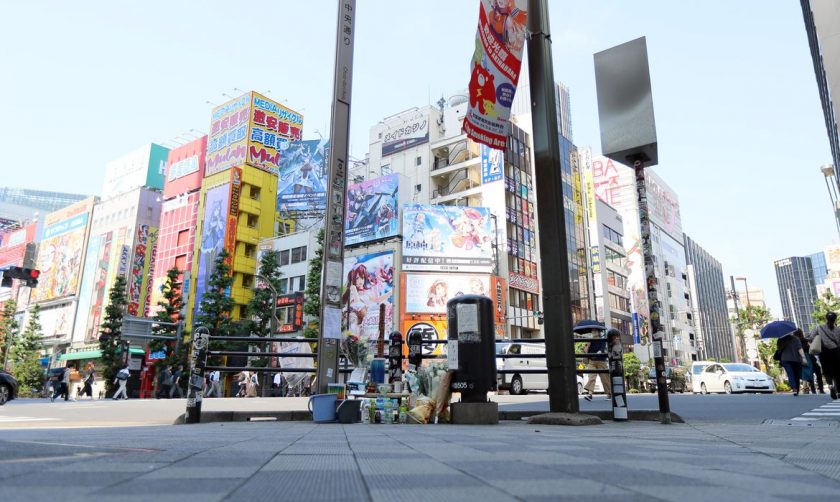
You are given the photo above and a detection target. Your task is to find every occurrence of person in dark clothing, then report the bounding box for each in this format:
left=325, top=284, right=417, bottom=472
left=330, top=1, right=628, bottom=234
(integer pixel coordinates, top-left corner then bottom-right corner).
left=169, top=365, right=184, bottom=398
left=809, top=311, right=840, bottom=399
left=777, top=333, right=808, bottom=396
left=50, top=364, right=70, bottom=402
left=157, top=365, right=172, bottom=399
left=79, top=362, right=96, bottom=400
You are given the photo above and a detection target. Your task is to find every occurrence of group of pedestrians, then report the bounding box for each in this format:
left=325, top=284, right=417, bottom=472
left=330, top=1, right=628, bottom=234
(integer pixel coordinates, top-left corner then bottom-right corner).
left=776, top=311, right=840, bottom=398
left=155, top=364, right=185, bottom=399
left=49, top=362, right=97, bottom=402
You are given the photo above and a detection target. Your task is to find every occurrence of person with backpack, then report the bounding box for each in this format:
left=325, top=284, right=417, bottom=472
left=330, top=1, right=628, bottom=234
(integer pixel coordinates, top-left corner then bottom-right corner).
left=169, top=365, right=184, bottom=398
left=112, top=365, right=130, bottom=400
left=809, top=311, right=840, bottom=399
left=79, top=362, right=96, bottom=400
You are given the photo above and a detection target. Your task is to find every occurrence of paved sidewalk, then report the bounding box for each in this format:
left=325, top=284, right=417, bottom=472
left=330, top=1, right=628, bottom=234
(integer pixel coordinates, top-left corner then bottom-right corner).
left=1, top=420, right=839, bottom=501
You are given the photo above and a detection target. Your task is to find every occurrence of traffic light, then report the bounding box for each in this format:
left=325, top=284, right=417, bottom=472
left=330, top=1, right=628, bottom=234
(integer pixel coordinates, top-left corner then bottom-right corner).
left=1, top=266, right=40, bottom=288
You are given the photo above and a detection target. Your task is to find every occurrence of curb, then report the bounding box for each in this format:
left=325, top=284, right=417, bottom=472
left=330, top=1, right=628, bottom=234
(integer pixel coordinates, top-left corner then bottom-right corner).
left=176, top=409, right=683, bottom=425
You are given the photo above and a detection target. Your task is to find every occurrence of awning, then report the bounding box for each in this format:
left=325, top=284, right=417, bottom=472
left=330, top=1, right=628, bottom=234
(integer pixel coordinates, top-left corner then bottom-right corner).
left=58, top=347, right=146, bottom=361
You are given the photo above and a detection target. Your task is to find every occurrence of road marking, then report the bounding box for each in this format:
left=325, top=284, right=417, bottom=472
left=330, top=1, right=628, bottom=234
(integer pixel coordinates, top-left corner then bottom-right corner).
left=0, top=416, right=60, bottom=423
left=792, top=400, right=840, bottom=421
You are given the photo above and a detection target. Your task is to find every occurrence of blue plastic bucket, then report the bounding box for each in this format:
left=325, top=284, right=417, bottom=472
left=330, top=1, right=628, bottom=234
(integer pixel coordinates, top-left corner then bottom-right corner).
left=308, top=394, right=338, bottom=423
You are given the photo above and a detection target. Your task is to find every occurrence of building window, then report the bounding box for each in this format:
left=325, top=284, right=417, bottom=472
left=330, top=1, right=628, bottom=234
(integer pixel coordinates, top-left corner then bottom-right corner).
left=291, top=246, right=307, bottom=264
left=249, top=186, right=261, bottom=200
left=242, top=274, right=254, bottom=288
left=239, top=305, right=249, bottom=318
left=416, top=156, right=422, bottom=166
left=280, top=250, right=290, bottom=266
left=247, top=214, right=258, bottom=228
left=244, top=243, right=256, bottom=258
left=602, top=224, right=623, bottom=246
left=174, top=254, right=187, bottom=272
left=295, top=275, right=306, bottom=291
left=278, top=278, right=289, bottom=294
left=177, top=229, right=189, bottom=247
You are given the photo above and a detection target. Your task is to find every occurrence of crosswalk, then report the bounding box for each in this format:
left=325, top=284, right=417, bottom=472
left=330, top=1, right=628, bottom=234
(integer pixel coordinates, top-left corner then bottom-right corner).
left=0, top=416, right=59, bottom=423
left=792, top=400, right=840, bottom=421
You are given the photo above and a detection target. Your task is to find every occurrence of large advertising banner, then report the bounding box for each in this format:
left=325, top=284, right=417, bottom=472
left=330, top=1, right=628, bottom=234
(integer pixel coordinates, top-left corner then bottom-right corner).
left=645, top=169, right=683, bottom=241
left=491, top=275, right=507, bottom=338
left=247, top=91, right=304, bottom=174
left=463, top=0, right=528, bottom=150
left=32, top=211, right=90, bottom=302
left=194, top=184, right=230, bottom=317
left=225, top=167, right=242, bottom=267
left=342, top=251, right=395, bottom=339
left=38, top=303, right=76, bottom=340
left=481, top=144, right=503, bottom=184
left=206, top=94, right=251, bottom=176
left=345, top=174, right=400, bottom=246
left=128, top=225, right=156, bottom=316
left=402, top=204, right=494, bottom=273
left=277, top=139, right=328, bottom=215
left=73, top=233, right=104, bottom=343
left=381, top=114, right=429, bottom=156
left=403, top=273, right=491, bottom=314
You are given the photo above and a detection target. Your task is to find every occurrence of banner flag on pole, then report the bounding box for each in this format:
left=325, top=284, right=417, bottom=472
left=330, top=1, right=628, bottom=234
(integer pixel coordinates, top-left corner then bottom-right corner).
left=462, top=0, right=528, bottom=151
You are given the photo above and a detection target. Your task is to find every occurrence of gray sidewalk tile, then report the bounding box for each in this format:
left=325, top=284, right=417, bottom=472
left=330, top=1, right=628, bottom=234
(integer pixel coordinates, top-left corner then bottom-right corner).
left=227, top=470, right=369, bottom=501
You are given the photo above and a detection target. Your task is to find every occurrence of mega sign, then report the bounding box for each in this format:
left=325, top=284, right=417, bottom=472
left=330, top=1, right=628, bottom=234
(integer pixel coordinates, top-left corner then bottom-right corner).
left=402, top=204, right=494, bottom=273
left=247, top=91, right=304, bottom=174
left=207, top=94, right=250, bottom=176
left=381, top=115, right=429, bottom=156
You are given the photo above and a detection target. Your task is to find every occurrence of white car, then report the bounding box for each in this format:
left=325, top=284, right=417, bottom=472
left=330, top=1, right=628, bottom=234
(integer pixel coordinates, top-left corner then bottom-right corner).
left=696, top=363, right=775, bottom=394
left=496, top=342, right=603, bottom=395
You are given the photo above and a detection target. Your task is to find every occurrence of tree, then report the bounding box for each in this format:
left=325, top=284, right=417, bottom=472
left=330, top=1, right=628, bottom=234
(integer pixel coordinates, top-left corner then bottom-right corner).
left=194, top=249, right=234, bottom=335
left=10, top=305, right=44, bottom=396
left=99, top=275, right=128, bottom=395
left=149, top=267, right=185, bottom=369
left=1, top=300, right=19, bottom=368
left=733, top=305, right=772, bottom=362
left=303, top=229, right=324, bottom=340
left=247, top=250, right=283, bottom=338
left=812, top=290, right=840, bottom=329
left=622, top=352, right=643, bottom=391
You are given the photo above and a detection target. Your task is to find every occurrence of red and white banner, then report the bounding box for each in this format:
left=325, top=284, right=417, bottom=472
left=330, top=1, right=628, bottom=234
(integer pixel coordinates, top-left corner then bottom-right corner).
left=463, top=0, right=528, bottom=150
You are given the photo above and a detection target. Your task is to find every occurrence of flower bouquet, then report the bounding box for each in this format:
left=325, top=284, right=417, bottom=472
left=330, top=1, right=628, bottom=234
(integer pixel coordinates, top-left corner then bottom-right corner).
left=341, top=331, right=371, bottom=384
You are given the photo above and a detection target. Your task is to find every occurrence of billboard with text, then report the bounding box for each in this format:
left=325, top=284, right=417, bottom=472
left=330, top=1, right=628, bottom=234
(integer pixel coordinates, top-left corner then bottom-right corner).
left=403, top=273, right=490, bottom=314
left=345, top=174, right=400, bottom=246
left=402, top=204, right=493, bottom=272
left=343, top=251, right=395, bottom=339
left=276, top=139, right=327, bottom=215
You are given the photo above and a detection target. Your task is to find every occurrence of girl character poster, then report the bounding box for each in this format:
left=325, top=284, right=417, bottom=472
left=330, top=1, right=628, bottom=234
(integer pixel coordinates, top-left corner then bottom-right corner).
left=342, top=251, right=394, bottom=338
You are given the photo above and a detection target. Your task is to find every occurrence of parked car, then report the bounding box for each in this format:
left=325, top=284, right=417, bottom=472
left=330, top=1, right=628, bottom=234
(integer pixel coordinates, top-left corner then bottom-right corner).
left=0, top=370, right=19, bottom=405
left=696, top=363, right=775, bottom=394
left=647, top=367, right=688, bottom=393
left=689, top=361, right=715, bottom=393
left=496, top=342, right=603, bottom=395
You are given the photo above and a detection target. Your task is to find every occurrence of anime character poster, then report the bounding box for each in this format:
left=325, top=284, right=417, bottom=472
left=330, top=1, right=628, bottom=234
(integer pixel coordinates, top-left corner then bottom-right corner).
left=276, top=139, right=328, bottom=215
left=127, top=225, right=155, bottom=316
left=463, top=0, right=528, bottom=150
left=481, top=144, right=503, bottom=184
left=342, top=251, right=395, bottom=340
left=32, top=212, right=89, bottom=302
left=403, top=274, right=491, bottom=314
left=345, top=174, right=400, bottom=246
left=193, top=184, right=230, bottom=318
left=402, top=204, right=494, bottom=273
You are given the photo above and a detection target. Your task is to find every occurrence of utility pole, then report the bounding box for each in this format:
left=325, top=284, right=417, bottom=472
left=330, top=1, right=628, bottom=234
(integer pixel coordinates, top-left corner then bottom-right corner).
left=730, top=275, right=746, bottom=362
left=317, top=0, right=356, bottom=394
left=526, top=0, right=579, bottom=413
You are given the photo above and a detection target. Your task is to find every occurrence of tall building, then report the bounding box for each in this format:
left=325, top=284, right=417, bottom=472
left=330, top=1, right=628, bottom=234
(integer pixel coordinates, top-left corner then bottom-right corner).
left=586, top=198, right=632, bottom=344
left=802, top=0, right=840, bottom=181
left=0, top=222, right=39, bottom=307
left=588, top=155, right=696, bottom=365
left=28, top=197, right=98, bottom=358
left=101, top=144, right=169, bottom=200
left=187, top=92, right=299, bottom=326
left=148, top=136, right=208, bottom=315
left=774, top=256, right=818, bottom=329
left=810, top=250, right=828, bottom=288
left=0, top=187, right=87, bottom=230
left=684, top=235, right=735, bottom=362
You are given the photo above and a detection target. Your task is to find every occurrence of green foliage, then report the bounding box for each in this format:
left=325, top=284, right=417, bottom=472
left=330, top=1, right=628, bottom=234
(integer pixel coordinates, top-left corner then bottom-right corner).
left=812, top=290, right=840, bottom=329
left=303, top=229, right=324, bottom=339
left=1, top=300, right=19, bottom=365
left=10, top=305, right=44, bottom=396
left=247, top=250, right=283, bottom=337
left=622, top=352, right=644, bottom=391
left=733, top=306, right=772, bottom=362
left=149, top=267, right=184, bottom=369
left=99, top=275, right=128, bottom=395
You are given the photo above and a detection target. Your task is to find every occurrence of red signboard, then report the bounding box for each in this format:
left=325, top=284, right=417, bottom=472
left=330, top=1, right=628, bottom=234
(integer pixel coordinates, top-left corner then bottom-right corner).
left=163, top=136, right=207, bottom=199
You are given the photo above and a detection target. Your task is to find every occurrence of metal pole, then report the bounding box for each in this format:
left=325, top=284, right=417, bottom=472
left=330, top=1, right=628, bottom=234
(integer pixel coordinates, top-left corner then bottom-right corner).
left=255, top=274, right=279, bottom=396
left=730, top=275, right=746, bottom=362
left=317, top=0, right=356, bottom=394
left=185, top=326, right=209, bottom=424
left=634, top=161, right=671, bottom=424
left=526, top=0, right=579, bottom=413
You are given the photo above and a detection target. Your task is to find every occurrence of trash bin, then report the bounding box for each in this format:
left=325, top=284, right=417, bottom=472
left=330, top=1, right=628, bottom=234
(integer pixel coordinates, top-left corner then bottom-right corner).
left=447, top=294, right=496, bottom=403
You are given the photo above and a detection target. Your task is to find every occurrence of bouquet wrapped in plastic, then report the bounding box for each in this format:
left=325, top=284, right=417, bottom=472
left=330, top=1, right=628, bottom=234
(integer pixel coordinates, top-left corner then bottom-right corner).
left=340, top=331, right=371, bottom=368
left=407, top=361, right=454, bottom=424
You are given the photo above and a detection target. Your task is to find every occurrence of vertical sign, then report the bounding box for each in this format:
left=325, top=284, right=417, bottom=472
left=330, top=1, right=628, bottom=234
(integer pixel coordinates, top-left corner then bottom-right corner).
left=317, top=0, right=356, bottom=394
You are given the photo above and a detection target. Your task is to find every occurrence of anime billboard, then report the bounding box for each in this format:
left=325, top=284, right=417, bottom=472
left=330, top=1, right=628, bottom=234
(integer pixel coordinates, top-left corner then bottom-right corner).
left=481, top=145, right=503, bottom=184
left=193, top=184, right=230, bottom=317
left=342, top=251, right=395, bottom=339
left=402, top=204, right=494, bottom=273
left=345, top=174, right=399, bottom=246
left=403, top=273, right=490, bottom=314
left=276, top=139, right=328, bottom=215
left=32, top=212, right=89, bottom=302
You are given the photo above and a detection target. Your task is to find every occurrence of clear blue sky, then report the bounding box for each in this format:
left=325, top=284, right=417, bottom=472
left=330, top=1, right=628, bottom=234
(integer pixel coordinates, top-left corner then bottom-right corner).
left=1, top=1, right=834, bottom=318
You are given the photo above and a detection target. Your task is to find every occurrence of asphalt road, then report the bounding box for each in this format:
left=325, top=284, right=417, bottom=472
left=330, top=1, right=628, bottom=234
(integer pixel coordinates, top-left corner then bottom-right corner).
left=1, top=392, right=836, bottom=429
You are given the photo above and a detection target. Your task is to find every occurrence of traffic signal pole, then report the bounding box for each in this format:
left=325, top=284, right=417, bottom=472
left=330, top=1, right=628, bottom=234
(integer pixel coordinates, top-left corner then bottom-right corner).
left=526, top=0, right=579, bottom=413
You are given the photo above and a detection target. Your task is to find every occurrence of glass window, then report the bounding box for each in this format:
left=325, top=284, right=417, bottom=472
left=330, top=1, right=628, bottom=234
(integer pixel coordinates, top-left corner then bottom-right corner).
left=291, top=246, right=307, bottom=263
left=278, top=278, right=289, bottom=294
left=280, top=250, right=290, bottom=266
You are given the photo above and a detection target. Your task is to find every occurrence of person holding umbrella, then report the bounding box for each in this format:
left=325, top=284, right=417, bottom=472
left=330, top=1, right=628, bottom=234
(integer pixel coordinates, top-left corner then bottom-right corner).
left=763, top=321, right=809, bottom=396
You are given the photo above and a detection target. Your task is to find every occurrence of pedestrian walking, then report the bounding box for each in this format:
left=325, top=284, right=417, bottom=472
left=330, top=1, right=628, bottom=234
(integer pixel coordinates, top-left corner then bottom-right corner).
left=775, top=332, right=808, bottom=396
left=809, top=311, right=840, bottom=399
left=236, top=371, right=249, bottom=397
left=169, top=365, right=184, bottom=398
left=157, top=365, right=172, bottom=399
left=246, top=371, right=259, bottom=397
left=112, top=365, right=130, bottom=400
left=574, top=320, right=612, bottom=401
left=79, top=362, right=96, bottom=400
left=273, top=372, right=287, bottom=397
left=206, top=370, right=221, bottom=397
left=50, top=365, right=68, bottom=402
